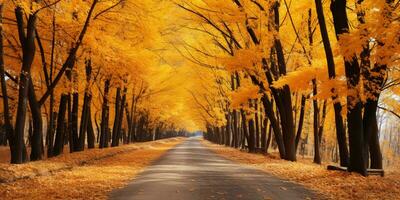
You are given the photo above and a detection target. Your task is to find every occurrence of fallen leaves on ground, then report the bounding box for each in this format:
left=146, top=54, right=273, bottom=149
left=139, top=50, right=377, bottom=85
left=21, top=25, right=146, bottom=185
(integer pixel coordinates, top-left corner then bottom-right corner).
left=0, top=138, right=184, bottom=200
left=203, top=140, right=400, bottom=200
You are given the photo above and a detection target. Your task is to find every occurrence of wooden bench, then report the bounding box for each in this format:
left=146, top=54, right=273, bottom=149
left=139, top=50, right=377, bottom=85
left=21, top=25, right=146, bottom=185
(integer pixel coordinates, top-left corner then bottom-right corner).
left=327, top=165, right=384, bottom=177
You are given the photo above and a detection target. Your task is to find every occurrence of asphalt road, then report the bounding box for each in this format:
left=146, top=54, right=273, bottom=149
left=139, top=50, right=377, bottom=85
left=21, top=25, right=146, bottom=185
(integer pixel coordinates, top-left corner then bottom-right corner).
left=109, top=137, right=318, bottom=200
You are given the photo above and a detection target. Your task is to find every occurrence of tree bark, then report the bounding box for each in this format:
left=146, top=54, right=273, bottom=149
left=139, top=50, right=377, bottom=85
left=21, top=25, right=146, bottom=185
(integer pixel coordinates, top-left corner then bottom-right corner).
left=261, top=96, right=285, bottom=158
left=53, top=94, right=68, bottom=156
left=295, top=95, right=306, bottom=152
left=254, top=101, right=260, bottom=149
left=28, top=79, right=43, bottom=161
left=314, top=0, right=349, bottom=167
left=248, top=108, right=256, bottom=153
left=313, top=81, right=322, bottom=164
left=71, top=92, right=79, bottom=152
left=99, top=79, right=110, bottom=148
left=111, top=88, right=121, bottom=147
left=331, top=0, right=367, bottom=176
left=116, top=87, right=127, bottom=146
left=87, top=105, right=95, bottom=149
left=12, top=7, right=36, bottom=163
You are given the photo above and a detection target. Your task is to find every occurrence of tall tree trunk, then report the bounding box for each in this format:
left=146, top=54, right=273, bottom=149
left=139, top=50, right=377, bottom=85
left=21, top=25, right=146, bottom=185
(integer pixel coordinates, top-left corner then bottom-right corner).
left=12, top=7, right=36, bottom=164
left=295, top=95, right=306, bottom=152
left=116, top=87, right=127, bottom=146
left=71, top=92, right=79, bottom=152
left=99, top=79, right=110, bottom=148
left=255, top=101, right=260, bottom=149
left=240, top=110, right=248, bottom=149
left=225, top=113, right=231, bottom=146
left=272, top=3, right=296, bottom=161
left=47, top=11, right=57, bottom=158
left=233, top=110, right=239, bottom=148
left=261, top=117, right=267, bottom=151
left=111, top=88, right=121, bottom=147
left=313, top=81, right=321, bottom=164
left=261, top=96, right=285, bottom=158
left=314, top=0, right=349, bottom=167
left=331, top=0, right=367, bottom=176
left=53, top=94, right=68, bottom=156
left=87, top=105, right=95, bottom=149
left=78, top=93, right=92, bottom=151
left=356, top=0, right=386, bottom=170
left=67, top=94, right=73, bottom=152
left=47, top=102, right=56, bottom=157
left=248, top=109, right=256, bottom=153
left=364, top=99, right=383, bottom=169
left=28, top=79, right=43, bottom=161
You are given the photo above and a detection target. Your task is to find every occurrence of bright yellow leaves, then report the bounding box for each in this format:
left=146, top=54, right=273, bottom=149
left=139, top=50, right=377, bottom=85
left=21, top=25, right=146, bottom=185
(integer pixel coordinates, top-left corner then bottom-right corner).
left=230, top=80, right=260, bottom=109
left=220, top=48, right=263, bottom=73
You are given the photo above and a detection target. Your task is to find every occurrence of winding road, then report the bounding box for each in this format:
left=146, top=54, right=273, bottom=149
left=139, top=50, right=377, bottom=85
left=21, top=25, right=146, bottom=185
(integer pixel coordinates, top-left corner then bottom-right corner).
left=110, top=137, right=318, bottom=200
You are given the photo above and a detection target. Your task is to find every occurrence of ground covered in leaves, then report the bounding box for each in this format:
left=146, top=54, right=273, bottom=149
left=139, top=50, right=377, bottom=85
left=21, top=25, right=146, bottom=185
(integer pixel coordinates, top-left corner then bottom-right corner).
left=203, top=140, right=400, bottom=200
left=0, top=138, right=184, bottom=200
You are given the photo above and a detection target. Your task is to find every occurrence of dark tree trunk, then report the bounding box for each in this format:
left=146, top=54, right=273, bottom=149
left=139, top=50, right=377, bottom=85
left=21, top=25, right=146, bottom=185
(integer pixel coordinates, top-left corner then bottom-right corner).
left=99, top=79, right=110, bottom=148
left=261, top=118, right=267, bottom=151
left=248, top=117, right=256, bottom=153
left=226, top=113, right=232, bottom=146
left=47, top=11, right=56, bottom=157
left=128, top=93, right=136, bottom=143
left=87, top=105, right=95, bottom=149
left=47, top=109, right=56, bottom=157
left=125, top=102, right=131, bottom=144
left=272, top=3, right=296, bottom=161
left=233, top=110, right=239, bottom=148
left=71, top=92, right=79, bottom=152
left=312, top=79, right=321, bottom=164
left=28, top=79, right=43, bottom=161
left=220, top=125, right=225, bottom=145
left=12, top=7, right=36, bottom=164
left=116, top=87, right=127, bottom=146
left=67, top=94, right=74, bottom=152
left=362, top=64, right=386, bottom=170
left=254, top=101, right=260, bottom=149
left=76, top=58, right=93, bottom=151
left=295, top=95, right=306, bottom=152
left=363, top=100, right=382, bottom=169
left=111, top=88, right=121, bottom=147
left=314, top=0, right=349, bottom=167
left=53, top=94, right=68, bottom=156
left=331, top=0, right=367, bottom=176
left=240, top=110, right=249, bottom=150
left=261, top=96, right=285, bottom=158
left=78, top=93, right=92, bottom=151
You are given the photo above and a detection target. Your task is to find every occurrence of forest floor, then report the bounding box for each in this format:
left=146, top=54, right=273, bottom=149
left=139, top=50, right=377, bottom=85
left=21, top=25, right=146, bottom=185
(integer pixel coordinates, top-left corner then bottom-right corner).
left=0, top=138, right=184, bottom=200
left=203, top=140, right=400, bottom=200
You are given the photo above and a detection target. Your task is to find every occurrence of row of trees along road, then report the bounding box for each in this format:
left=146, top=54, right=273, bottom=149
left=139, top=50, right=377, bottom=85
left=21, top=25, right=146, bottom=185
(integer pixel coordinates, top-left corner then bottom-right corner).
left=176, top=0, right=400, bottom=176
left=0, top=0, right=190, bottom=164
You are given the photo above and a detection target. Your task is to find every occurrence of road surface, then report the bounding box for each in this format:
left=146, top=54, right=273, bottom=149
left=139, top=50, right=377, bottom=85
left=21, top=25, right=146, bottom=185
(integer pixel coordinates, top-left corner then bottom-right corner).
left=110, top=138, right=318, bottom=200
